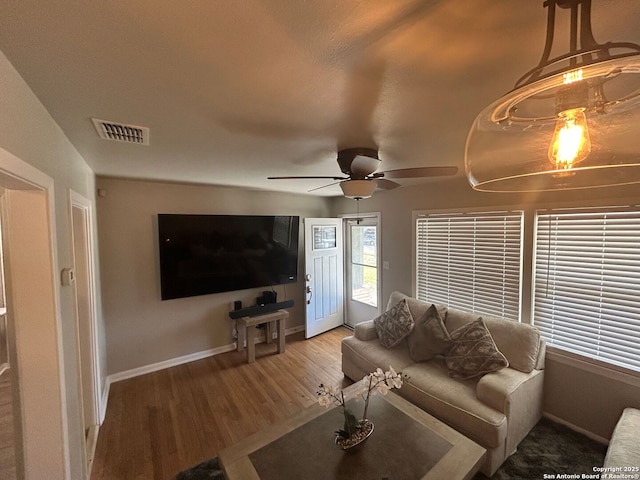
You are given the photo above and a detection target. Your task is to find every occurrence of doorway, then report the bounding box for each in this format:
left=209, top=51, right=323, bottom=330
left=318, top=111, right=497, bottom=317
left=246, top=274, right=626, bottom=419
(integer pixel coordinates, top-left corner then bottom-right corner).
left=343, top=214, right=381, bottom=327
left=303, top=214, right=381, bottom=335
left=0, top=146, right=69, bottom=479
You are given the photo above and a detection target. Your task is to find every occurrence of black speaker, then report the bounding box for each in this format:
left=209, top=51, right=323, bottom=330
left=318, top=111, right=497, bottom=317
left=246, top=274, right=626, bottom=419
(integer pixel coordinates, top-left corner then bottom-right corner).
left=233, top=300, right=242, bottom=311
left=262, top=290, right=277, bottom=304
left=256, top=296, right=265, bottom=306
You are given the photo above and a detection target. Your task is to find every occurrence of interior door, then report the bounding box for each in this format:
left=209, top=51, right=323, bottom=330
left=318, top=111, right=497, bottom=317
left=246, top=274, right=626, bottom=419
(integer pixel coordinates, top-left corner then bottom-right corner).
left=345, top=217, right=380, bottom=327
left=304, top=218, right=344, bottom=338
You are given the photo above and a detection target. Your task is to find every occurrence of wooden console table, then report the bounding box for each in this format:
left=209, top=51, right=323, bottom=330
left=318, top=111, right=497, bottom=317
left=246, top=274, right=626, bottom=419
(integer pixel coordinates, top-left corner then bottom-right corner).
left=237, top=309, right=288, bottom=363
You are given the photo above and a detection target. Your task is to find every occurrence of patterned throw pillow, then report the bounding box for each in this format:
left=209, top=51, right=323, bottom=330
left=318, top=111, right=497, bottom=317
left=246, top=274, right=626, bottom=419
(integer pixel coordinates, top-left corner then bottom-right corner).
left=407, top=304, right=452, bottom=362
left=445, top=318, right=508, bottom=379
left=373, top=298, right=415, bottom=348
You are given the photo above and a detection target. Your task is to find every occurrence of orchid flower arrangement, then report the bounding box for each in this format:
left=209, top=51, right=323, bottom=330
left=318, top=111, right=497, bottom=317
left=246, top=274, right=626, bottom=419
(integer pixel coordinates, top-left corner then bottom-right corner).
left=317, top=366, right=408, bottom=439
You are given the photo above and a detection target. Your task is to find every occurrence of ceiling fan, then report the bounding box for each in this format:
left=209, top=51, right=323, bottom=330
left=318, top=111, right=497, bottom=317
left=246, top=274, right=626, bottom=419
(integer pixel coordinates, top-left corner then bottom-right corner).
left=268, top=148, right=458, bottom=199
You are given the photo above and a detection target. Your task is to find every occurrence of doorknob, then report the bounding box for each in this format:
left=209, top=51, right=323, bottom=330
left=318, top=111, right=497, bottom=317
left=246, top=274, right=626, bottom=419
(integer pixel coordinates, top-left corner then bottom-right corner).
left=306, top=285, right=313, bottom=304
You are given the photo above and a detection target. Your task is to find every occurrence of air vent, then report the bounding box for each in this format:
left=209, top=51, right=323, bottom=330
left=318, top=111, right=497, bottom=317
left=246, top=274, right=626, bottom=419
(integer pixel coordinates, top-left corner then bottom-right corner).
left=92, top=118, right=150, bottom=145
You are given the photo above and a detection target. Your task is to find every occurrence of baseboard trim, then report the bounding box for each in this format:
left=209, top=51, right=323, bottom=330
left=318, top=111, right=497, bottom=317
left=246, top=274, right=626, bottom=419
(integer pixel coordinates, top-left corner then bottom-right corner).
left=107, top=343, right=236, bottom=385
left=106, top=326, right=305, bottom=386
left=542, top=412, right=609, bottom=445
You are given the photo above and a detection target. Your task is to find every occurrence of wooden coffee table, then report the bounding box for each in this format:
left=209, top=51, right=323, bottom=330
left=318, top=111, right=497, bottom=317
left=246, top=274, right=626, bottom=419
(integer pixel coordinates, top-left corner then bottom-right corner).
left=218, top=381, right=486, bottom=480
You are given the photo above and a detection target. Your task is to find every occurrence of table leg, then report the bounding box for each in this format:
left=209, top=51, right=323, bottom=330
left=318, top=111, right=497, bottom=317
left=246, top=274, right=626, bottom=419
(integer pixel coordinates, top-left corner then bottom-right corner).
left=266, top=321, right=273, bottom=344
left=277, top=317, right=285, bottom=354
left=246, top=325, right=256, bottom=363
left=237, top=322, right=245, bottom=352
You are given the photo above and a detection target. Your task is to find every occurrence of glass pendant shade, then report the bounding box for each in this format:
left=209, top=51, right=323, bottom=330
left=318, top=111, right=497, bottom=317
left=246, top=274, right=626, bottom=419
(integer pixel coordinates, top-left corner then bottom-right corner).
left=465, top=0, right=640, bottom=192
left=340, top=179, right=376, bottom=199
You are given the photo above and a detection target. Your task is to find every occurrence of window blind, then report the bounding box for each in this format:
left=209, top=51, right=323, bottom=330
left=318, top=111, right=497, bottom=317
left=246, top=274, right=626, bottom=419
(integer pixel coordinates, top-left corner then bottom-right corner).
left=416, top=211, right=523, bottom=322
left=534, top=208, right=640, bottom=373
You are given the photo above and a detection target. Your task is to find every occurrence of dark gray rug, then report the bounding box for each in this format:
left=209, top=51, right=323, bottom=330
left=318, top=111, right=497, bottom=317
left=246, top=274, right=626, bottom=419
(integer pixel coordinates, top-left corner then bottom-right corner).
left=473, top=417, right=607, bottom=480
left=174, top=457, right=224, bottom=480
left=175, top=417, right=607, bottom=480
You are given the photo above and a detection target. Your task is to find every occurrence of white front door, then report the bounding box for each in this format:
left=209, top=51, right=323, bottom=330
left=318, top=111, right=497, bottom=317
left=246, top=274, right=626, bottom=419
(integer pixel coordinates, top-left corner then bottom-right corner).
left=304, top=218, right=344, bottom=338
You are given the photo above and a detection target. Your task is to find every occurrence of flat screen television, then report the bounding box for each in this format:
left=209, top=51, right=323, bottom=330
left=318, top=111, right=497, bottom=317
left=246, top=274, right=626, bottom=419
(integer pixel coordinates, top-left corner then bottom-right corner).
left=158, top=214, right=299, bottom=300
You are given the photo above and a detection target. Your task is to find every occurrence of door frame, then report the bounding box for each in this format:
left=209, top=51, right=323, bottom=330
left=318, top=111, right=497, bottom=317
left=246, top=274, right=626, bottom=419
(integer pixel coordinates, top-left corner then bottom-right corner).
left=0, top=146, right=70, bottom=479
left=339, top=212, right=382, bottom=327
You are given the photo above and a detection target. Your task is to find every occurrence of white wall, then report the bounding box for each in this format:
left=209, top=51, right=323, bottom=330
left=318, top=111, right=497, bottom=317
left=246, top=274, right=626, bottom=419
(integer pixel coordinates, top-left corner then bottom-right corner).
left=329, top=176, right=640, bottom=440
left=96, top=177, right=330, bottom=376
left=0, top=50, right=101, bottom=478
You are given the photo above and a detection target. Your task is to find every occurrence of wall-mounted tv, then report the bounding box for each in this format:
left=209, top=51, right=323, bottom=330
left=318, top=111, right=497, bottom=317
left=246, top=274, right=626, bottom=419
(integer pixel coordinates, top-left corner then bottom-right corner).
left=158, top=214, right=299, bottom=300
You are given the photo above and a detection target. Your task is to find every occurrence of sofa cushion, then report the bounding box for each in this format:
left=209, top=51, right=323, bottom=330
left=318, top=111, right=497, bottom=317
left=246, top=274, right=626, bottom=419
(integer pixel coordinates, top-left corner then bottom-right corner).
left=444, top=308, right=480, bottom=332
left=374, top=298, right=414, bottom=348
left=445, top=318, right=508, bottom=379
left=445, top=306, right=542, bottom=373
left=482, top=317, right=541, bottom=373
left=341, top=335, right=416, bottom=380
left=387, top=291, right=447, bottom=325
left=407, top=304, right=452, bottom=362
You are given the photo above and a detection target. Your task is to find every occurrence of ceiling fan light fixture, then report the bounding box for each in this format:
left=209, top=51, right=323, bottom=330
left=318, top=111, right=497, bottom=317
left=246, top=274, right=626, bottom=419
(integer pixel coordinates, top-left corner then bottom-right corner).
left=465, top=0, right=640, bottom=192
left=340, top=179, right=376, bottom=199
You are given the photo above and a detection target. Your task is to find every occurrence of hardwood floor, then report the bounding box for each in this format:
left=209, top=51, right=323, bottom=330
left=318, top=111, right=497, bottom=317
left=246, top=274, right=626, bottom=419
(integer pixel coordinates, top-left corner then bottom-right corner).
left=91, top=326, right=353, bottom=480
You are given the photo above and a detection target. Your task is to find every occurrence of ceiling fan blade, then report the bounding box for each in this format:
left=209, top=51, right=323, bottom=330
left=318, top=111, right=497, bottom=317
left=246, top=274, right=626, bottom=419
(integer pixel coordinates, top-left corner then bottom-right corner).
left=308, top=180, right=343, bottom=193
left=378, top=166, right=458, bottom=179
left=267, top=175, right=347, bottom=180
left=375, top=178, right=401, bottom=190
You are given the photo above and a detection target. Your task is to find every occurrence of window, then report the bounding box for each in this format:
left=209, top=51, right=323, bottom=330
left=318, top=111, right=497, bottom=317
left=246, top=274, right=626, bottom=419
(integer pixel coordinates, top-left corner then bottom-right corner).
left=416, top=211, right=523, bottom=322
left=534, top=207, right=640, bottom=373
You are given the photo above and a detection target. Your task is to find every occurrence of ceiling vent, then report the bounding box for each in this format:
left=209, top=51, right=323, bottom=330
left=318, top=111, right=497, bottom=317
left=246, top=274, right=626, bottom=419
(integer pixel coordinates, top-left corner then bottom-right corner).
left=92, top=118, right=150, bottom=145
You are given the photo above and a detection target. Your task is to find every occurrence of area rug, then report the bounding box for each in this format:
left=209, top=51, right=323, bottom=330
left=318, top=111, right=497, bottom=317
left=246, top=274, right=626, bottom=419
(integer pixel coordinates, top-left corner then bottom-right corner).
left=473, top=417, right=607, bottom=480
left=174, top=457, right=224, bottom=480
left=175, top=417, right=607, bottom=480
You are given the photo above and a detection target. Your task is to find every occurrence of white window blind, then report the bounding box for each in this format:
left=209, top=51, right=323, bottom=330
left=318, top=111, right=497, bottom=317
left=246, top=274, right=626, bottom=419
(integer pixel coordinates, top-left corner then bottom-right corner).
left=416, top=211, right=523, bottom=322
left=534, top=208, right=640, bottom=373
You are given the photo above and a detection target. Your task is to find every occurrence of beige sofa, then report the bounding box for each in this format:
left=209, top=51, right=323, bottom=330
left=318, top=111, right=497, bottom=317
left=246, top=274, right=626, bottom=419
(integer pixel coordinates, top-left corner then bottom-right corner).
left=341, top=291, right=546, bottom=477
left=603, top=408, right=640, bottom=471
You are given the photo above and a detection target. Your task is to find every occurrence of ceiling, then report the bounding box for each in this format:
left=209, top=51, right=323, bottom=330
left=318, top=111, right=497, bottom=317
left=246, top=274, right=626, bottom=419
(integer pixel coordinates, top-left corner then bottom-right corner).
left=1, top=0, right=639, bottom=196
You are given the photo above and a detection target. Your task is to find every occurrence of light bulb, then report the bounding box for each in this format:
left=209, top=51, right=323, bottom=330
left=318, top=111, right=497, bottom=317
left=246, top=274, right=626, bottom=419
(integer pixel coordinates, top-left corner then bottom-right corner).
left=548, top=107, right=591, bottom=170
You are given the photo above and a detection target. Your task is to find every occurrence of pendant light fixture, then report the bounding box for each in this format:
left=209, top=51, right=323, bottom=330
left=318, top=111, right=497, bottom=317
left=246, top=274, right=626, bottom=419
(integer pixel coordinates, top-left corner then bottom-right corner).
left=465, top=0, right=640, bottom=192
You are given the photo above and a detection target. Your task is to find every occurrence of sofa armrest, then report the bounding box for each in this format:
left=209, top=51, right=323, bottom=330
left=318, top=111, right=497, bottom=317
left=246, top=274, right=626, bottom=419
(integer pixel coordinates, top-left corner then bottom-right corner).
left=477, top=367, right=544, bottom=456
left=354, top=320, right=378, bottom=341
left=604, top=407, right=640, bottom=469
left=476, top=368, right=536, bottom=413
